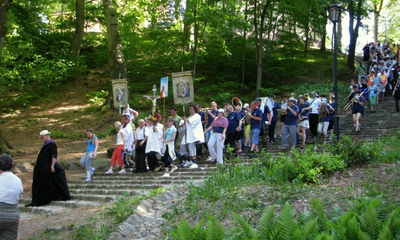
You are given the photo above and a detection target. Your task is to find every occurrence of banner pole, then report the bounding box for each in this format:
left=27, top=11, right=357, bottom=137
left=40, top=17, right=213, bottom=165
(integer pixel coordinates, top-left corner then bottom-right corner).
left=163, top=98, right=166, bottom=125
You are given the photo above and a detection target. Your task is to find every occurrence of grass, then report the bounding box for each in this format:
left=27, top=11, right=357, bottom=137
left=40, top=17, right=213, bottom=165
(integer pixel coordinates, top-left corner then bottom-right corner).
left=26, top=188, right=165, bottom=240
left=163, top=133, right=400, bottom=239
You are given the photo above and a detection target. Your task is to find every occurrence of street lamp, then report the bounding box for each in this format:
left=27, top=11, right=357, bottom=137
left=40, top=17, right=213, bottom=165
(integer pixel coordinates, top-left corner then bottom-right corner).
left=329, top=1, right=341, bottom=142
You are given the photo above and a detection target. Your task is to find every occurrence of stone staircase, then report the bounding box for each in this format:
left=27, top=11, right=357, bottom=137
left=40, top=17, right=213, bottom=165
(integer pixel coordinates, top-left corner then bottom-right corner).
left=18, top=94, right=399, bottom=238
left=19, top=165, right=217, bottom=217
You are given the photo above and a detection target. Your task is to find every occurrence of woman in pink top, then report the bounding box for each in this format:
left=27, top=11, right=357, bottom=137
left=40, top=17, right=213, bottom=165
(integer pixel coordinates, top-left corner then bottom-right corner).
left=204, top=109, right=228, bottom=164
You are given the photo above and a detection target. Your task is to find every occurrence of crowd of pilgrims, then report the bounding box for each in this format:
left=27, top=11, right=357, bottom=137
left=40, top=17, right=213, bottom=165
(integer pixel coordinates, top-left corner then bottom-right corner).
left=97, top=92, right=342, bottom=178
left=93, top=40, right=400, bottom=179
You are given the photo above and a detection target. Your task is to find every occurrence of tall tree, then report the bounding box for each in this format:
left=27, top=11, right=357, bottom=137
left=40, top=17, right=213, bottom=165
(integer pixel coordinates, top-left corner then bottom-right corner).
left=70, top=0, right=85, bottom=58
left=0, top=0, right=13, bottom=153
left=103, top=0, right=127, bottom=79
left=253, top=0, right=272, bottom=97
left=0, top=0, right=12, bottom=57
left=371, top=0, right=384, bottom=42
left=347, top=0, right=365, bottom=70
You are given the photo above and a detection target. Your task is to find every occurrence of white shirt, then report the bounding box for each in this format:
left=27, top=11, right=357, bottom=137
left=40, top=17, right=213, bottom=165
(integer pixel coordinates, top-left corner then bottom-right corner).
left=145, top=126, right=161, bottom=154
left=0, top=172, right=23, bottom=205
left=182, top=113, right=205, bottom=144
left=122, top=123, right=134, bottom=151
left=116, top=130, right=124, bottom=145
left=308, top=97, right=321, bottom=114
left=135, top=127, right=148, bottom=140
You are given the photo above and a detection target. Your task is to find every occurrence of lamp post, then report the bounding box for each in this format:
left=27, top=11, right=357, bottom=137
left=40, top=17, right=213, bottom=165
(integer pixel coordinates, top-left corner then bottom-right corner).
left=329, top=1, right=341, bottom=142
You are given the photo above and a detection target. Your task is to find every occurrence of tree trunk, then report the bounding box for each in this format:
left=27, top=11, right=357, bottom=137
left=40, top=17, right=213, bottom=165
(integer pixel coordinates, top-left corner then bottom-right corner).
left=70, top=0, right=85, bottom=59
left=103, top=0, right=127, bottom=80
left=241, top=0, right=248, bottom=94
left=347, top=0, right=363, bottom=70
left=0, top=0, right=12, bottom=57
left=0, top=130, right=12, bottom=154
left=255, top=1, right=271, bottom=97
left=0, top=0, right=13, bottom=152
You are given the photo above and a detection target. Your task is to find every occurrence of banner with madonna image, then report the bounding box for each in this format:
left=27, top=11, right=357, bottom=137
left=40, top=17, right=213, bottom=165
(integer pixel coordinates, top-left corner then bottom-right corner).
left=172, top=71, right=194, bottom=105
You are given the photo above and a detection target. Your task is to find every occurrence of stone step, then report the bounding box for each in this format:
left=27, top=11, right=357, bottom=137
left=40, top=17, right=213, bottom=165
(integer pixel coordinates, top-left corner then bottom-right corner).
left=68, top=182, right=195, bottom=190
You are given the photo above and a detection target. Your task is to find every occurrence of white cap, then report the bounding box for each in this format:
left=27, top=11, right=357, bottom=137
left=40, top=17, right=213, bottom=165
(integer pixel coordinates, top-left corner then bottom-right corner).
left=40, top=130, right=51, bottom=137
left=243, top=103, right=249, bottom=108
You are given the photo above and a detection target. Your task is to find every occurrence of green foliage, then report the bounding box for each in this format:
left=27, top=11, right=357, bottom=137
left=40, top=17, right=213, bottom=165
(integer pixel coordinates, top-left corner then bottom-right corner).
left=171, top=198, right=400, bottom=240
left=50, top=131, right=69, bottom=139
left=86, top=90, right=108, bottom=105
left=328, top=136, right=378, bottom=166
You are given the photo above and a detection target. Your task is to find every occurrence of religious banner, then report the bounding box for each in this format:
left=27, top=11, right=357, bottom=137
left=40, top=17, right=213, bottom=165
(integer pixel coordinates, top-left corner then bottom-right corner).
left=111, top=79, right=128, bottom=109
left=172, top=71, right=194, bottom=105
left=160, top=76, right=168, bottom=98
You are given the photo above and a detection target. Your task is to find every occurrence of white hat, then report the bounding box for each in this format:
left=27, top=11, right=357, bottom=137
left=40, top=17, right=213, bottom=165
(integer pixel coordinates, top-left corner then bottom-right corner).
left=217, top=108, right=224, bottom=113
left=243, top=103, right=249, bottom=108
left=288, top=97, right=297, bottom=102
left=321, top=98, right=328, bottom=103
left=40, top=130, right=51, bottom=137
left=179, top=120, right=184, bottom=126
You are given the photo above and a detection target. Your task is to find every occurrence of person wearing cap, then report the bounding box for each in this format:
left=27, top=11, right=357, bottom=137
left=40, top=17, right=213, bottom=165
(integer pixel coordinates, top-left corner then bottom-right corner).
left=281, top=97, right=299, bottom=149
left=122, top=103, right=139, bottom=123
left=79, top=129, right=98, bottom=182
left=247, top=101, right=263, bottom=156
left=26, top=130, right=70, bottom=207
left=307, top=91, right=321, bottom=138
left=0, top=154, right=23, bottom=239
left=204, top=108, right=228, bottom=164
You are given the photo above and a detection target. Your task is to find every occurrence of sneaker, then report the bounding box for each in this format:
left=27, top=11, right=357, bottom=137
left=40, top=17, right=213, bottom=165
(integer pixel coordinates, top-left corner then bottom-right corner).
left=206, top=156, right=213, bottom=161
left=183, top=160, right=193, bottom=167
left=85, top=178, right=91, bottom=182
left=180, top=161, right=186, bottom=167
left=189, top=163, right=198, bottom=169
left=105, top=169, right=113, bottom=174
left=118, top=169, right=126, bottom=174
left=90, top=168, right=96, bottom=177
left=161, top=173, right=170, bottom=178
left=170, top=165, right=178, bottom=174
left=154, top=166, right=161, bottom=172
left=236, top=149, right=243, bottom=154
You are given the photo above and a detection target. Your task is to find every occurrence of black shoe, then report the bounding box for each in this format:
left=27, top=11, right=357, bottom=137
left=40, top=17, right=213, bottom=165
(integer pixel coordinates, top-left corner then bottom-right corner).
left=133, top=169, right=140, bottom=173
left=25, top=202, right=38, bottom=207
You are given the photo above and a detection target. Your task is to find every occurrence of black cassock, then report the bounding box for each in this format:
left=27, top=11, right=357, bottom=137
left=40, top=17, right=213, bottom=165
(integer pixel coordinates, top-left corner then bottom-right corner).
left=31, top=140, right=71, bottom=206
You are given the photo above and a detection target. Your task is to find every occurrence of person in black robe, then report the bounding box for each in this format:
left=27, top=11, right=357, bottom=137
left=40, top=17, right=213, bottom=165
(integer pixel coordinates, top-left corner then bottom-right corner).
left=25, top=130, right=70, bottom=207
